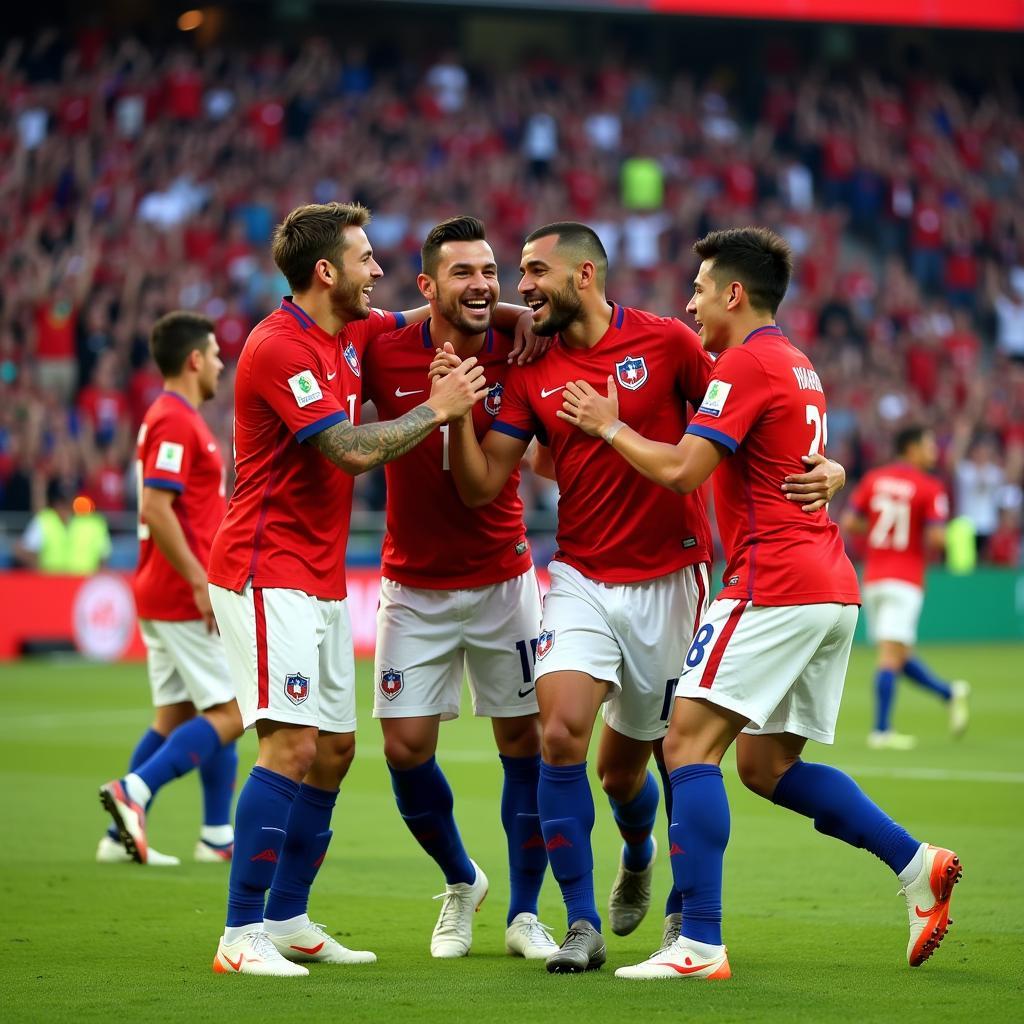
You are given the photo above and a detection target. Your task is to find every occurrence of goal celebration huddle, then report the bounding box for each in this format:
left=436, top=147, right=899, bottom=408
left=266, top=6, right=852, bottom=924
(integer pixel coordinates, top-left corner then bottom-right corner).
left=98, top=202, right=962, bottom=980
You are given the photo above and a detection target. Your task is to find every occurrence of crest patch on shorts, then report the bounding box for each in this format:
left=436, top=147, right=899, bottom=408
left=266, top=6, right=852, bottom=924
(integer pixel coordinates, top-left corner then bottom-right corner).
left=536, top=630, right=555, bottom=660
left=380, top=667, right=404, bottom=700
left=284, top=672, right=309, bottom=705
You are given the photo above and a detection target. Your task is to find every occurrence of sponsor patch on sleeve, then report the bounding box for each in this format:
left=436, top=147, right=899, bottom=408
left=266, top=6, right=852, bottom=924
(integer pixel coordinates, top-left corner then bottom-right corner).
left=288, top=370, right=324, bottom=407
left=154, top=441, right=184, bottom=473
left=698, top=380, right=732, bottom=417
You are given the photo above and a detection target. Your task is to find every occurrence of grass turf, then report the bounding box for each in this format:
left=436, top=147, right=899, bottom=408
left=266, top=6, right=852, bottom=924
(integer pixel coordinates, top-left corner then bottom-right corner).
left=1, top=644, right=1022, bottom=1022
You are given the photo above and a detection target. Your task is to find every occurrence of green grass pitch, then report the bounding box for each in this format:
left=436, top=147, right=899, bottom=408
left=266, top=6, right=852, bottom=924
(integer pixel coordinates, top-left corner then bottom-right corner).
left=2, top=644, right=1022, bottom=1022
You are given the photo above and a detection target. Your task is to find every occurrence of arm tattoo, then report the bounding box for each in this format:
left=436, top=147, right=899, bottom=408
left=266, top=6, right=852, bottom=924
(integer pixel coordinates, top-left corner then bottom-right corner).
left=310, top=405, right=439, bottom=474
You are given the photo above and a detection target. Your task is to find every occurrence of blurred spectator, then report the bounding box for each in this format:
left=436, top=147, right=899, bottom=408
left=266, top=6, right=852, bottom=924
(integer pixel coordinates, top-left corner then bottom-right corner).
left=13, top=479, right=110, bottom=573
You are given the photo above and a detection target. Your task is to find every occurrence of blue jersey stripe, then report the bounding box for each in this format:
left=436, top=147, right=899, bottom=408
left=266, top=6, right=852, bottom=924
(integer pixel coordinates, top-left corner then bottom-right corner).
left=492, top=421, right=532, bottom=442
left=143, top=477, right=184, bottom=493
left=296, top=410, right=348, bottom=443
left=686, top=423, right=738, bottom=453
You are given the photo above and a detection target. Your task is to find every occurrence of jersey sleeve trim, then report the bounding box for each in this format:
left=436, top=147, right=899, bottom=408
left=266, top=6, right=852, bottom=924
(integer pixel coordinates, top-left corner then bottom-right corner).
left=492, top=421, right=533, bottom=442
left=296, top=410, right=349, bottom=443
left=143, top=477, right=184, bottom=493
left=686, top=423, right=739, bottom=453
left=393, top=311, right=406, bottom=329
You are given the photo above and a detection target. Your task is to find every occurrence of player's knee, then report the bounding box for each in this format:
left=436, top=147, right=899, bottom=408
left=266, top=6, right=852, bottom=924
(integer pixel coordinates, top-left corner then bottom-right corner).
left=598, top=764, right=644, bottom=804
left=735, top=752, right=782, bottom=799
left=205, top=701, right=243, bottom=742
left=541, top=718, right=587, bottom=765
left=265, top=731, right=319, bottom=779
left=316, top=734, right=356, bottom=783
left=382, top=733, right=434, bottom=770
left=494, top=716, right=541, bottom=759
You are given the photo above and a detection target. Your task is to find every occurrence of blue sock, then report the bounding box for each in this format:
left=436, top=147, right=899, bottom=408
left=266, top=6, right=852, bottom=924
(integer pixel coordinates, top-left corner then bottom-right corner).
left=499, top=753, right=546, bottom=924
left=772, top=760, right=920, bottom=875
left=389, top=757, right=475, bottom=885
left=668, top=764, right=729, bottom=946
left=538, top=761, right=599, bottom=930
left=200, top=741, right=238, bottom=827
left=226, top=766, right=299, bottom=928
left=134, top=717, right=221, bottom=797
left=656, top=757, right=682, bottom=916
left=874, top=668, right=897, bottom=732
left=609, top=769, right=659, bottom=872
left=109, top=727, right=165, bottom=840
left=265, top=784, right=338, bottom=922
left=903, top=658, right=953, bottom=700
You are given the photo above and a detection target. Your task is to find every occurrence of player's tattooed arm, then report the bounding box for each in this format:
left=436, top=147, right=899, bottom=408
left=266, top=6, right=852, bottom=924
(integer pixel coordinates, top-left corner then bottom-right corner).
left=310, top=405, right=439, bottom=475
left=310, top=356, right=489, bottom=474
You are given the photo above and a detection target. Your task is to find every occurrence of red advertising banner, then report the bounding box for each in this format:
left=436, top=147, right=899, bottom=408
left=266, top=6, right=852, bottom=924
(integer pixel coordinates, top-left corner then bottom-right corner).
left=649, top=0, right=1024, bottom=29
left=0, top=569, right=553, bottom=662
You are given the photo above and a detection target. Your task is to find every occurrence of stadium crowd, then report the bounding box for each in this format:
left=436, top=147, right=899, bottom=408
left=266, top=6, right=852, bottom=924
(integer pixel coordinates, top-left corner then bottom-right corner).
left=0, top=27, right=1021, bottom=564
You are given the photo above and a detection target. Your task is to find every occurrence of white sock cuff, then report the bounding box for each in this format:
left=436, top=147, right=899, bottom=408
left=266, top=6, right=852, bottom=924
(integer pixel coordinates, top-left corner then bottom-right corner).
left=263, top=913, right=310, bottom=936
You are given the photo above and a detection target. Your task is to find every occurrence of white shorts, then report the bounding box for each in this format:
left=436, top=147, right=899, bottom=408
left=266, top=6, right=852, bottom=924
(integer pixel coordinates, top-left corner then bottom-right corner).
left=676, top=599, right=858, bottom=744
left=139, top=618, right=235, bottom=711
left=535, top=560, right=710, bottom=742
left=862, top=580, right=924, bottom=647
left=209, top=582, right=356, bottom=733
left=373, top=568, right=542, bottom=720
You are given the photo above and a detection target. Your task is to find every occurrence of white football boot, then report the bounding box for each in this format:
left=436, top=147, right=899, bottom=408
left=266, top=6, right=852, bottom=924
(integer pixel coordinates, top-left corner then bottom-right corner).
left=99, top=779, right=149, bottom=863
left=505, top=913, right=559, bottom=959
left=96, top=834, right=179, bottom=867
left=430, top=860, right=488, bottom=958
left=267, top=919, right=376, bottom=964
left=949, top=681, right=971, bottom=738
left=900, top=844, right=962, bottom=967
left=213, top=929, right=309, bottom=977
left=615, top=934, right=731, bottom=980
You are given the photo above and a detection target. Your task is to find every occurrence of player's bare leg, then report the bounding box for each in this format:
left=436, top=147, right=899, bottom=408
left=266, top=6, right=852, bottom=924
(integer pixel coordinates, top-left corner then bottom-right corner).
left=491, top=714, right=556, bottom=959
left=537, top=671, right=608, bottom=972
left=383, top=715, right=486, bottom=958
left=598, top=727, right=659, bottom=937
left=617, top=697, right=741, bottom=980
left=738, top=730, right=961, bottom=967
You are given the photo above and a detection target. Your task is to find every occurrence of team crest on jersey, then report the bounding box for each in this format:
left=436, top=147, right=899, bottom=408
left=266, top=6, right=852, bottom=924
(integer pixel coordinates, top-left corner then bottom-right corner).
left=536, top=630, right=555, bottom=660
left=615, top=355, right=648, bottom=391
left=380, top=667, right=404, bottom=700
left=343, top=342, right=361, bottom=378
left=484, top=382, right=504, bottom=416
left=284, top=673, right=309, bottom=705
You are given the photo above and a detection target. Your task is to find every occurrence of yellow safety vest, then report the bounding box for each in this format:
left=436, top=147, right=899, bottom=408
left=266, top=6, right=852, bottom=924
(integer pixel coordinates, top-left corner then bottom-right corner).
left=36, top=508, right=111, bottom=575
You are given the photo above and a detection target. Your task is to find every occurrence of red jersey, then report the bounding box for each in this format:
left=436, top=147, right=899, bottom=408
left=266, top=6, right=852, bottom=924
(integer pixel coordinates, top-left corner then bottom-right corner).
left=364, top=321, right=532, bottom=589
left=208, top=299, right=403, bottom=600
left=686, top=325, right=860, bottom=607
left=134, top=391, right=226, bottom=620
left=494, top=303, right=713, bottom=584
left=848, top=463, right=948, bottom=587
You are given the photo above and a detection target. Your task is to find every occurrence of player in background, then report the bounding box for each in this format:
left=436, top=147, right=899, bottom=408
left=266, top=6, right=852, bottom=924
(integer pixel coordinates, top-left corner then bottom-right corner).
left=434, top=222, right=844, bottom=973
left=99, top=312, right=242, bottom=867
left=363, top=216, right=556, bottom=961
left=843, top=427, right=970, bottom=750
left=200, top=202, right=488, bottom=977
left=559, top=227, right=961, bottom=980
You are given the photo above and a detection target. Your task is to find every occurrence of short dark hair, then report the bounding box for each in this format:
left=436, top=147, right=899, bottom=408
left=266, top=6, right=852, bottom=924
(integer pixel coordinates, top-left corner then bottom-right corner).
left=692, top=227, right=793, bottom=316
left=150, top=311, right=215, bottom=377
left=421, top=216, right=488, bottom=277
left=895, top=425, right=928, bottom=455
left=524, top=221, right=608, bottom=286
left=271, top=202, right=371, bottom=292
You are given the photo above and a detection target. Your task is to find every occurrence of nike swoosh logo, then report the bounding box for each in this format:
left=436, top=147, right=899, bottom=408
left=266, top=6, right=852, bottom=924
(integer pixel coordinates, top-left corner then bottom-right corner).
left=539, top=386, right=564, bottom=399
left=395, top=387, right=424, bottom=397
left=223, top=952, right=251, bottom=971
left=326, top=371, right=337, bottom=380
left=290, top=942, right=325, bottom=955
left=518, top=686, right=535, bottom=698
left=657, top=959, right=722, bottom=975
left=915, top=903, right=938, bottom=918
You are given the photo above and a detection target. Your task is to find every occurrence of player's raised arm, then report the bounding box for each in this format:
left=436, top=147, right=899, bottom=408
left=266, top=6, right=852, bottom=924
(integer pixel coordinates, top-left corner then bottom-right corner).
left=559, top=374, right=724, bottom=494
left=310, top=357, right=488, bottom=475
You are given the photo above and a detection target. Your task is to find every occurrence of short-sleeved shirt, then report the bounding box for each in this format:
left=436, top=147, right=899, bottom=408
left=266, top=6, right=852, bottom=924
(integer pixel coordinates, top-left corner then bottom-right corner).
left=135, top=391, right=226, bottom=620
left=848, top=463, right=948, bottom=587
left=363, top=320, right=532, bottom=589
left=492, top=303, right=713, bottom=584
left=208, top=298, right=404, bottom=600
left=686, top=325, right=860, bottom=607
